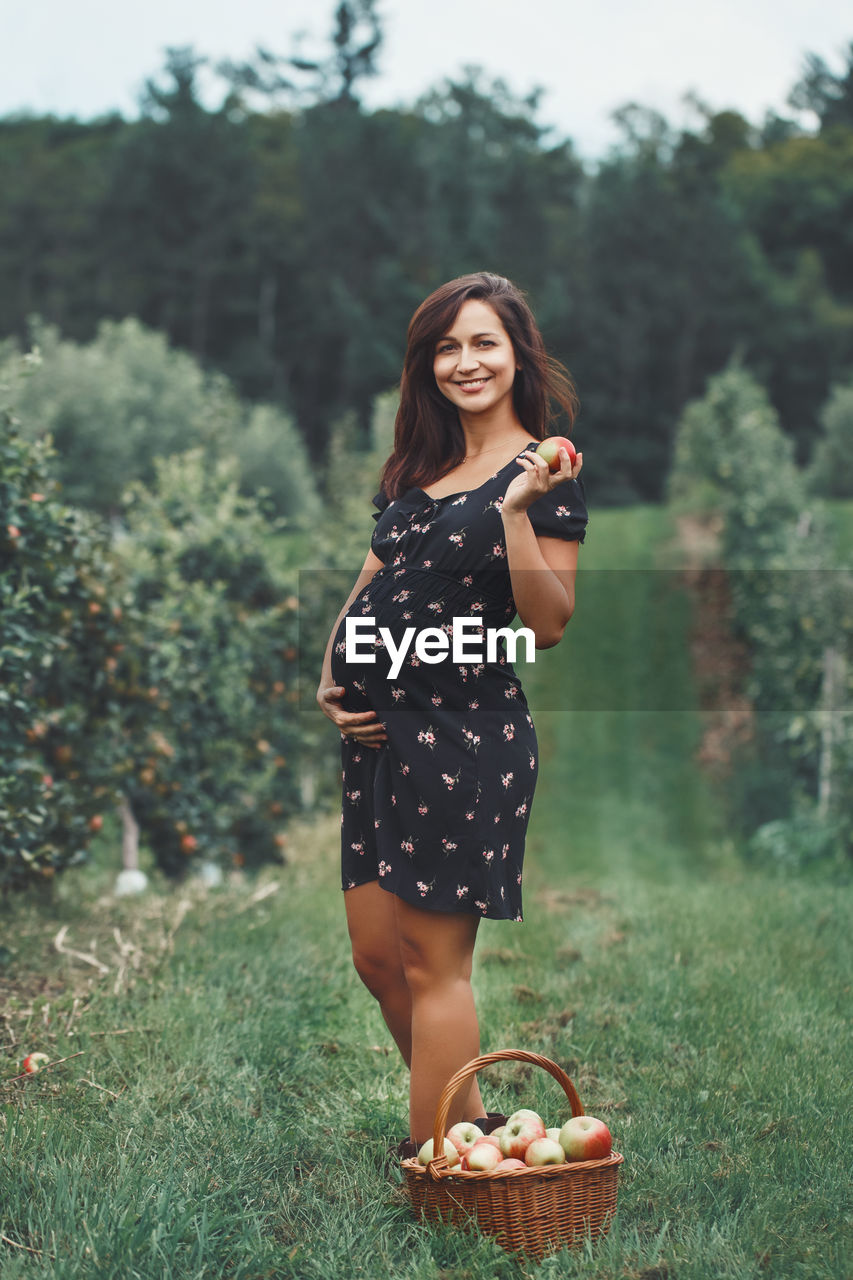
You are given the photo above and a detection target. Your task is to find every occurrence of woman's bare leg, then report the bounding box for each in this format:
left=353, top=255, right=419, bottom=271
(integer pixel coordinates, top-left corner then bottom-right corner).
left=345, top=882, right=485, bottom=1137
left=345, top=881, right=413, bottom=1066
left=393, top=895, right=486, bottom=1146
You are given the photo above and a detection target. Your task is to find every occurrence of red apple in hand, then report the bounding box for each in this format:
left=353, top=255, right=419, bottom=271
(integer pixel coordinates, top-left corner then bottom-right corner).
left=535, top=436, right=577, bottom=472
left=558, top=1115, right=612, bottom=1161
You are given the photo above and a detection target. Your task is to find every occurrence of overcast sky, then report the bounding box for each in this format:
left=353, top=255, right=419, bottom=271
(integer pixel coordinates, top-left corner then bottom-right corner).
left=2, top=0, right=851, bottom=160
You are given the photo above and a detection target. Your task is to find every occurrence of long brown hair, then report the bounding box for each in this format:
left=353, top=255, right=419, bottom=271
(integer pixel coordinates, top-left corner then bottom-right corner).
left=378, top=272, right=579, bottom=501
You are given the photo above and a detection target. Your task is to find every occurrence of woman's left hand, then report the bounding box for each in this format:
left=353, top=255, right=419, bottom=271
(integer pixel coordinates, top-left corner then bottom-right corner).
left=500, top=446, right=583, bottom=516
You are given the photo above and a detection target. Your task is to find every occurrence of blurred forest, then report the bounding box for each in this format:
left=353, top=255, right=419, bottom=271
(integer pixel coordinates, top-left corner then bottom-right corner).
left=1, top=3, right=853, bottom=506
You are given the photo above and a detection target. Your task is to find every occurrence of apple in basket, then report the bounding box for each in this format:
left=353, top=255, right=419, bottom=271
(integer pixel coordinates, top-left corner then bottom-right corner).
left=507, top=1108, right=543, bottom=1126
left=446, top=1121, right=484, bottom=1158
left=559, top=1115, right=612, bottom=1161
left=471, top=1133, right=502, bottom=1152
left=500, top=1115, right=546, bottom=1160
left=417, top=1137, right=460, bottom=1167
left=462, top=1141, right=504, bottom=1172
left=494, top=1158, right=527, bottom=1170
left=524, top=1137, right=566, bottom=1167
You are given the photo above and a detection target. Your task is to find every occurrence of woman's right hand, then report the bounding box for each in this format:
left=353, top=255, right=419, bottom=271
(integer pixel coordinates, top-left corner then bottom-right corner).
left=316, top=684, right=388, bottom=750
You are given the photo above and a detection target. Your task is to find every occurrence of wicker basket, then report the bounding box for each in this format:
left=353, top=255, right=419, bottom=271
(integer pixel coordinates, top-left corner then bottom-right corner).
left=401, top=1049, right=623, bottom=1260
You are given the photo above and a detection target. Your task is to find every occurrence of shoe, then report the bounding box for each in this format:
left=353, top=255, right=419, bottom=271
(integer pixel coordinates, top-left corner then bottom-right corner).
left=472, top=1111, right=508, bottom=1134
left=393, top=1136, right=419, bottom=1161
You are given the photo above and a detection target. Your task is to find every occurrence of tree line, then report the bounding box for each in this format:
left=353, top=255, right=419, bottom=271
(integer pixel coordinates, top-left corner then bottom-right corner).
left=1, top=6, right=852, bottom=504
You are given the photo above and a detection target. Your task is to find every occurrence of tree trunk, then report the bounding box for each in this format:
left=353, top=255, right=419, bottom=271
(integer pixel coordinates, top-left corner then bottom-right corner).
left=817, top=645, right=846, bottom=822
left=120, top=795, right=140, bottom=870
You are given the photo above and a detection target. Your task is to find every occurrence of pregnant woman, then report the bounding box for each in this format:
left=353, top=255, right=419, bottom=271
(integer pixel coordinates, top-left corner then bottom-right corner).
left=316, top=271, right=588, bottom=1155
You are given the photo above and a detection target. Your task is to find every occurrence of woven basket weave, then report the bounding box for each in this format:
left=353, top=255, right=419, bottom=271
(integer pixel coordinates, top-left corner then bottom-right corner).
left=401, top=1049, right=623, bottom=1260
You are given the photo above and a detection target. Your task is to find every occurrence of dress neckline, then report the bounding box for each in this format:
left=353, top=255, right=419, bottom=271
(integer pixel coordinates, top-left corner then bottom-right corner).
left=412, top=441, right=539, bottom=503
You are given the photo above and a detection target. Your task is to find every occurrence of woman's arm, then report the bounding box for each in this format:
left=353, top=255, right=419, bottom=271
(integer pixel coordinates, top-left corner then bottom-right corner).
left=316, top=548, right=388, bottom=748
left=499, top=447, right=583, bottom=649
left=499, top=519, right=577, bottom=648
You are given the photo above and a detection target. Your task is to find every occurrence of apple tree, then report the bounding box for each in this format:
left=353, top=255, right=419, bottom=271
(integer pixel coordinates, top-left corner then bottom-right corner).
left=805, top=374, right=853, bottom=499
left=109, top=449, right=302, bottom=875
left=1, top=363, right=124, bottom=892
left=668, top=362, right=852, bottom=863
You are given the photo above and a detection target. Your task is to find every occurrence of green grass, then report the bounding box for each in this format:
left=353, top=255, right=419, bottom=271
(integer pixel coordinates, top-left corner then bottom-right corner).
left=1, top=503, right=851, bottom=1279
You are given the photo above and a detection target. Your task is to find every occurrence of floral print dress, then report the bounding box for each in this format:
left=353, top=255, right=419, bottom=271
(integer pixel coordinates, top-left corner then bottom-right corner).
left=331, top=444, right=588, bottom=922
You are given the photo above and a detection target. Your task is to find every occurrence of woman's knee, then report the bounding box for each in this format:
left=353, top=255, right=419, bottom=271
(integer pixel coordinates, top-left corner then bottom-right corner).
left=396, top=908, right=478, bottom=993
left=350, top=942, right=406, bottom=1000
left=345, top=880, right=406, bottom=998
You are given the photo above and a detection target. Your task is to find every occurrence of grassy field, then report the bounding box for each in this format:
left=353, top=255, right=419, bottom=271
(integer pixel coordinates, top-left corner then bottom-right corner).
left=1, top=504, right=851, bottom=1280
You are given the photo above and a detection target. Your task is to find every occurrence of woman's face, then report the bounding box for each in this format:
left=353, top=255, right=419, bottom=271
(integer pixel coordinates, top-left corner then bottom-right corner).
left=432, top=299, right=520, bottom=420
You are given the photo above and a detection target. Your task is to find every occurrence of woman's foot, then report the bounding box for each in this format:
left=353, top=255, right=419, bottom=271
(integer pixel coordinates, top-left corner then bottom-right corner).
left=471, top=1111, right=508, bottom=1133
left=390, top=1114, right=507, bottom=1169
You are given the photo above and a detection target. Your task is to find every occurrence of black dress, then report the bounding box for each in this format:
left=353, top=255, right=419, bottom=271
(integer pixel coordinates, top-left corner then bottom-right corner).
left=331, top=443, right=588, bottom=922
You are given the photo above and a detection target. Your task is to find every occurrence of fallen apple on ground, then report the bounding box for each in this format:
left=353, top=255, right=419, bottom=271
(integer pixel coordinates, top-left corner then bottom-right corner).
left=21, top=1053, right=50, bottom=1074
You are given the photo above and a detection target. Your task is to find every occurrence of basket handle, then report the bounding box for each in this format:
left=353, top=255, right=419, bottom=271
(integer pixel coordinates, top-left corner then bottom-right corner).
left=427, top=1049, right=585, bottom=1181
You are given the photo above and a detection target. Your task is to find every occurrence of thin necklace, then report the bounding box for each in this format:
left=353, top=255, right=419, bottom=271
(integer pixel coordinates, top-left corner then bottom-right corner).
left=462, top=436, right=534, bottom=461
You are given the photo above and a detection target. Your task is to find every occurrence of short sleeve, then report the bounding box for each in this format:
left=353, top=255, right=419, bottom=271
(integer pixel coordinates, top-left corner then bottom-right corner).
left=526, top=475, right=588, bottom=544
left=371, top=489, right=390, bottom=522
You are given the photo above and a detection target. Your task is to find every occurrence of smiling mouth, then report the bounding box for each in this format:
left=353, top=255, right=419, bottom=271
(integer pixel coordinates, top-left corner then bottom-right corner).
left=454, top=377, right=492, bottom=388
